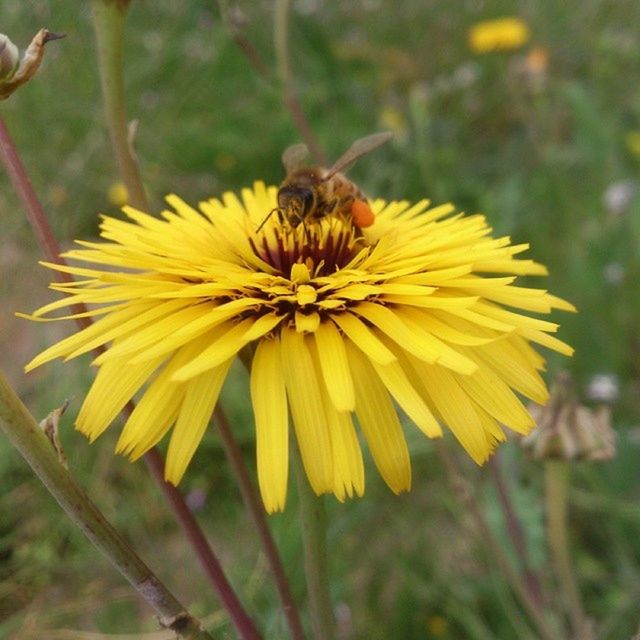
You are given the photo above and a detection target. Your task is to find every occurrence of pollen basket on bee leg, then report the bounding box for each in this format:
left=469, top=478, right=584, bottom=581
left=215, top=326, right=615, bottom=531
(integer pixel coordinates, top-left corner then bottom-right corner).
left=351, top=200, right=376, bottom=228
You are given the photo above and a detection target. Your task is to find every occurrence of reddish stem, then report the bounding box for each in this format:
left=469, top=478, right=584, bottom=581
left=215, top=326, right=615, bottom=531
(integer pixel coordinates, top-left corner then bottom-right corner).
left=488, top=454, right=544, bottom=608
left=144, top=447, right=262, bottom=639
left=0, top=115, right=262, bottom=640
left=215, top=406, right=306, bottom=640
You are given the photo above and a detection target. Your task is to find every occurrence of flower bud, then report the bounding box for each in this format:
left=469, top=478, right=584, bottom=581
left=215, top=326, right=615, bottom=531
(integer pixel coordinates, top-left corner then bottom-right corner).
left=522, top=371, right=616, bottom=462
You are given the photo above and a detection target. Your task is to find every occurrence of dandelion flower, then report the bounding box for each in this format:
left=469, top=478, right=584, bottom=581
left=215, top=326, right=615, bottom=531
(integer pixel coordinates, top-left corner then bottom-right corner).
left=23, top=182, right=574, bottom=512
left=468, top=17, right=531, bottom=54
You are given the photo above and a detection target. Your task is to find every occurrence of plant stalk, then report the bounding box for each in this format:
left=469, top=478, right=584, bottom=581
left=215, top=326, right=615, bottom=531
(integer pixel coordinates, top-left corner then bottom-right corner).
left=273, top=0, right=326, bottom=164
left=488, top=455, right=544, bottom=607
left=293, top=446, right=334, bottom=640
left=91, top=0, right=147, bottom=210
left=545, top=460, right=591, bottom=639
left=215, top=406, right=306, bottom=640
left=0, top=370, right=213, bottom=640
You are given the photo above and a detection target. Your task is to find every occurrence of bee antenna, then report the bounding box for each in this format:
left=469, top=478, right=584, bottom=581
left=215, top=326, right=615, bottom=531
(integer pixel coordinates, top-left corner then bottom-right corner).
left=256, top=208, right=279, bottom=233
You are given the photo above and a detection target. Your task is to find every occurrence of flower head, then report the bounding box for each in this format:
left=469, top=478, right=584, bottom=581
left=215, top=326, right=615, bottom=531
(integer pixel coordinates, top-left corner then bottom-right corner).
left=24, top=182, right=574, bottom=512
left=468, top=17, right=531, bottom=54
left=523, top=372, right=615, bottom=462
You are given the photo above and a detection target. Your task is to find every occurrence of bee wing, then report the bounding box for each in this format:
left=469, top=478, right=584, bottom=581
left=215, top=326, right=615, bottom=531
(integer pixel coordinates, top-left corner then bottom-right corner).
left=324, top=131, right=393, bottom=179
left=282, top=143, right=310, bottom=172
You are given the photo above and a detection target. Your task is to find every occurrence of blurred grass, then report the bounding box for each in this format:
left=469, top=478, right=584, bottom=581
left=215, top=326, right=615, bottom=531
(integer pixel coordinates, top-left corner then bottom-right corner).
left=1, top=0, right=640, bottom=638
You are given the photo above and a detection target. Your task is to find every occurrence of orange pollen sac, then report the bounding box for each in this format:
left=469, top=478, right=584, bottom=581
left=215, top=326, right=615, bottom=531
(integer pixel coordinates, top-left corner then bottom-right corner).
left=351, top=199, right=375, bottom=228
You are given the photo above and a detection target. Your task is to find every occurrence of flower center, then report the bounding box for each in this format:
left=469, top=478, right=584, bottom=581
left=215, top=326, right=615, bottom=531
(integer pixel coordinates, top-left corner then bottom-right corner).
left=249, top=220, right=368, bottom=277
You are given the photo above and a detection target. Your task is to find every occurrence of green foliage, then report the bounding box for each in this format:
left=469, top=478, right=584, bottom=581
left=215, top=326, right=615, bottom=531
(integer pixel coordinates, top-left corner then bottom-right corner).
left=2, top=0, right=640, bottom=638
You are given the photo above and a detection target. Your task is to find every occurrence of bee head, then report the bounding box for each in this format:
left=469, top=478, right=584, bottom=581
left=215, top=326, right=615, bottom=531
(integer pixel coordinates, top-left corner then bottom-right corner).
left=277, top=184, right=316, bottom=228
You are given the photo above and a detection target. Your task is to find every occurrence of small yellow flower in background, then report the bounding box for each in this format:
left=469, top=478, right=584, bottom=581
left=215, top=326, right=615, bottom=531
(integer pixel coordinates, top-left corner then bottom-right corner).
left=468, top=17, right=531, bottom=54
left=23, top=182, right=574, bottom=513
left=107, top=181, right=129, bottom=207
left=625, top=131, right=640, bottom=159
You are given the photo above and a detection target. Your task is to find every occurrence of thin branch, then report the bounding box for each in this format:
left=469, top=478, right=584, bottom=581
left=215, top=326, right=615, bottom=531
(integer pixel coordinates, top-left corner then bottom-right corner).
left=273, top=0, right=327, bottom=164
left=0, top=370, right=213, bottom=640
left=218, top=1, right=272, bottom=78
left=91, top=1, right=147, bottom=209
left=488, top=454, right=544, bottom=608
left=215, top=406, right=306, bottom=640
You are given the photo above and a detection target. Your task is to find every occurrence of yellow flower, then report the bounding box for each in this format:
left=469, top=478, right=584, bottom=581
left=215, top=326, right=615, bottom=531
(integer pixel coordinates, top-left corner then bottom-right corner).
left=23, top=182, right=574, bottom=512
left=107, top=181, right=129, bottom=207
left=468, top=17, right=531, bottom=54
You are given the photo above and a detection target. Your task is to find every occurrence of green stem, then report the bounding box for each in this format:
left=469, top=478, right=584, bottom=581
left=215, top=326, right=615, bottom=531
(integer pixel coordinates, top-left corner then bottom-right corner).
left=545, top=461, right=591, bottom=639
left=0, top=370, right=213, bottom=640
left=293, top=446, right=334, bottom=640
left=91, top=0, right=147, bottom=210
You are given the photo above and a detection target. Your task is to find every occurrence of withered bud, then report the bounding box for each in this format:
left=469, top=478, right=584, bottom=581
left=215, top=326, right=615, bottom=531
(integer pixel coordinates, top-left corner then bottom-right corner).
left=0, top=34, right=20, bottom=79
left=522, top=371, right=616, bottom=462
left=0, top=29, right=65, bottom=100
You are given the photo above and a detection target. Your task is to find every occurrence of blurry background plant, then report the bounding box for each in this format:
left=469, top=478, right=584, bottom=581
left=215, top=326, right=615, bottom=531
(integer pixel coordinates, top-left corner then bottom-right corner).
left=1, top=1, right=640, bottom=639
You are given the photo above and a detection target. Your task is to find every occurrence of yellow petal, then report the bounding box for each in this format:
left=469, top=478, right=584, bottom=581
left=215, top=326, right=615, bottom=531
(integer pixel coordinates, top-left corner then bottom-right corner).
left=469, top=339, right=549, bottom=403
left=102, top=298, right=258, bottom=364
left=396, top=307, right=479, bottom=374
left=297, top=284, right=317, bottom=305
left=313, top=321, right=355, bottom=412
left=402, top=309, right=495, bottom=346
left=331, top=313, right=396, bottom=365
left=24, top=303, right=152, bottom=371
left=409, top=359, right=492, bottom=464
left=115, top=341, right=205, bottom=458
left=165, top=357, right=234, bottom=484
left=453, top=368, right=534, bottom=434
left=242, top=313, right=283, bottom=342
left=76, top=353, right=167, bottom=441
left=280, top=327, right=333, bottom=495
left=346, top=341, right=411, bottom=494
left=321, top=387, right=364, bottom=501
left=369, top=356, right=442, bottom=438
left=172, top=318, right=254, bottom=381
left=520, top=328, right=575, bottom=356
left=295, top=311, right=320, bottom=333
left=251, top=339, right=289, bottom=513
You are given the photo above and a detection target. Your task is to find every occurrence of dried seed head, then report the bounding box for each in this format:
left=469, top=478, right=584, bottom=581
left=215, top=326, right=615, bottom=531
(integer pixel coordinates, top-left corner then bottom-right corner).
left=0, top=34, right=20, bottom=81
left=0, top=29, right=65, bottom=100
left=522, top=371, right=616, bottom=462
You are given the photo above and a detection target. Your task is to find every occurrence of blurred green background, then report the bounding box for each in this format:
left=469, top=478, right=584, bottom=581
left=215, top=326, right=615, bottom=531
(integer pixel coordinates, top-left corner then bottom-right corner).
left=1, top=1, right=640, bottom=638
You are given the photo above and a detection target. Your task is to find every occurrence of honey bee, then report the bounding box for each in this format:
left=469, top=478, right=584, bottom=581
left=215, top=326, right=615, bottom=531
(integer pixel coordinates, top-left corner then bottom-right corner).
left=258, top=131, right=393, bottom=233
